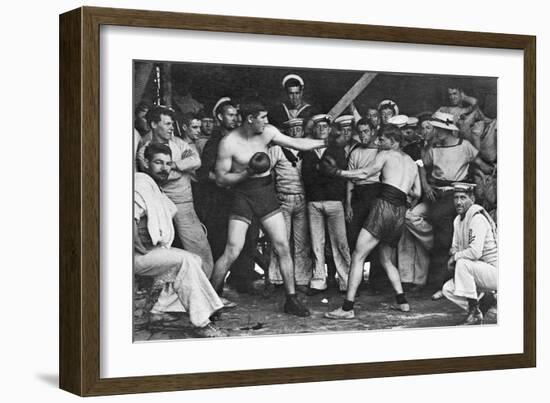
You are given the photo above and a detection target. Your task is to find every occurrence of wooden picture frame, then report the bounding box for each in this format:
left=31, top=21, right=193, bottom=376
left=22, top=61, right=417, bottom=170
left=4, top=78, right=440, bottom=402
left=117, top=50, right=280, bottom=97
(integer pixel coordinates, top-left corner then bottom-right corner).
left=59, top=6, right=536, bottom=396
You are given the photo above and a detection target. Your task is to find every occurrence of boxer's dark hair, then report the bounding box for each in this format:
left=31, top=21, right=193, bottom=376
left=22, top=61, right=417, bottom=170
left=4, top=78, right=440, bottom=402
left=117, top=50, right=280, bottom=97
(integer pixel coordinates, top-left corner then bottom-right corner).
left=379, top=124, right=403, bottom=146
left=240, top=97, right=267, bottom=120
left=144, top=143, right=172, bottom=161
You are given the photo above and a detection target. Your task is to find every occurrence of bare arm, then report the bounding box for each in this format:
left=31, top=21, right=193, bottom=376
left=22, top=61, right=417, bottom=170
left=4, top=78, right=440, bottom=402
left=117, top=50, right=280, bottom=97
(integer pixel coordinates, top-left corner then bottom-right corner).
left=339, top=152, right=386, bottom=180
left=214, top=138, right=248, bottom=187
left=461, top=91, right=478, bottom=108
left=270, top=125, right=326, bottom=151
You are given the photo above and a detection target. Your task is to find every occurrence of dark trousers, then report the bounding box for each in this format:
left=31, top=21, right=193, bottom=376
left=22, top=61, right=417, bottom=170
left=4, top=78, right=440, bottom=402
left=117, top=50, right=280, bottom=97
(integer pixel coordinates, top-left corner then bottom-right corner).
left=427, top=191, right=456, bottom=252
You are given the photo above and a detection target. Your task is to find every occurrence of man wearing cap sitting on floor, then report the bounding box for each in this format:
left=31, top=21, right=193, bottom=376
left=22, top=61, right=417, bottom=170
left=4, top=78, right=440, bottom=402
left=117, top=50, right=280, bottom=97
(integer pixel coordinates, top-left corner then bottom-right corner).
left=442, top=182, right=498, bottom=325
left=267, top=118, right=312, bottom=292
left=301, top=114, right=352, bottom=295
left=209, top=97, right=328, bottom=316
left=134, top=143, right=227, bottom=337
left=271, top=73, right=318, bottom=134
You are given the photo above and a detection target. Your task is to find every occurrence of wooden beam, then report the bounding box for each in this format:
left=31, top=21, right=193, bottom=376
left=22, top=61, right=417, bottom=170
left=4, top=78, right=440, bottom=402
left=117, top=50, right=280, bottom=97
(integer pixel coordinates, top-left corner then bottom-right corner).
left=327, top=72, right=377, bottom=120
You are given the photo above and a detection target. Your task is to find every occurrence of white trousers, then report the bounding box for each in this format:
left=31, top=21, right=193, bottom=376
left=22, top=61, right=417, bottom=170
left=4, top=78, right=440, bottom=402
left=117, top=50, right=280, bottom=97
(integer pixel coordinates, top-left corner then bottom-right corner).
left=135, top=247, right=223, bottom=327
left=442, top=258, right=497, bottom=311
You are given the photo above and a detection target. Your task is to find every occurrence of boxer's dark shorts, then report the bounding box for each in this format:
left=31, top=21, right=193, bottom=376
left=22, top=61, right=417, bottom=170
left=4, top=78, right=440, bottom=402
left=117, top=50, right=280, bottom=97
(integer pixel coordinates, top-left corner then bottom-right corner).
left=230, top=175, right=281, bottom=225
left=363, top=183, right=408, bottom=246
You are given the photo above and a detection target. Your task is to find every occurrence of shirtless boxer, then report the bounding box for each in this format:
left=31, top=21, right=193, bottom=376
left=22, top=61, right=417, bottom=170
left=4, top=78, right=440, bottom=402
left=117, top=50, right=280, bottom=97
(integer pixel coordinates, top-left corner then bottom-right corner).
left=323, top=125, right=421, bottom=318
left=210, top=98, right=327, bottom=317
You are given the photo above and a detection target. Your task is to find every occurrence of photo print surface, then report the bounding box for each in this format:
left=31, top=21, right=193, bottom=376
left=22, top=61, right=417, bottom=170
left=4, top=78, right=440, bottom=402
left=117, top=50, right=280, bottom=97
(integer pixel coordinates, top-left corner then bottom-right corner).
left=132, top=60, right=498, bottom=341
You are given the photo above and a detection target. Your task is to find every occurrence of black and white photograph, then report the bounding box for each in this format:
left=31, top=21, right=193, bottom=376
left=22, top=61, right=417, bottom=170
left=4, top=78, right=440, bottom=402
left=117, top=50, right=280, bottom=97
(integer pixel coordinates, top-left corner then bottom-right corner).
left=132, top=60, right=498, bottom=341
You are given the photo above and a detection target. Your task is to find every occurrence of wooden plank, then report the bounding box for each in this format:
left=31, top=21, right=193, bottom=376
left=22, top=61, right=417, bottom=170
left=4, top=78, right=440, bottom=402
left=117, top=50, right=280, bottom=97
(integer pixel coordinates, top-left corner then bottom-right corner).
left=327, top=72, right=377, bottom=120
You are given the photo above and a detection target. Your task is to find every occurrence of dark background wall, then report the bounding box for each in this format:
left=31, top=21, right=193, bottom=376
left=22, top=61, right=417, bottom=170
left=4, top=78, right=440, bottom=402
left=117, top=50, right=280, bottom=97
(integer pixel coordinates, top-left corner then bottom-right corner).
left=135, top=60, right=497, bottom=119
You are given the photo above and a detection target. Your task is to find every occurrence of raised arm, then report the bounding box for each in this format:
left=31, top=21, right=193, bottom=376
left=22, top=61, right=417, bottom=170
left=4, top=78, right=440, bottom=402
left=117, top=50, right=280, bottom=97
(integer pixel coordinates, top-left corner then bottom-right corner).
left=214, top=138, right=248, bottom=187
left=461, top=91, right=478, bottom=108
left=270, top=125, right=326, bottom=151
left=338, top=151, right=386, bottom=180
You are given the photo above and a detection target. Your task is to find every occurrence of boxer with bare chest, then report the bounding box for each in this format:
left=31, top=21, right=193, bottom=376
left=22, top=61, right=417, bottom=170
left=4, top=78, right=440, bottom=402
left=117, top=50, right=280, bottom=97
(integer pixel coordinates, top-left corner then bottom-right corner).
left=323, top=125, right=421, bottom=318
left=210, top=98, right=326, bottom=316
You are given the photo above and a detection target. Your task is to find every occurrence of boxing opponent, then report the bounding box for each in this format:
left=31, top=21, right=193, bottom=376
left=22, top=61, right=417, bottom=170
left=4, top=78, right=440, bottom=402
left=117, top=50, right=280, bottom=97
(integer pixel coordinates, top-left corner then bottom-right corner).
left=323, top=125, right=421, bottom=318
left=210, top=98, right=327, bottom=316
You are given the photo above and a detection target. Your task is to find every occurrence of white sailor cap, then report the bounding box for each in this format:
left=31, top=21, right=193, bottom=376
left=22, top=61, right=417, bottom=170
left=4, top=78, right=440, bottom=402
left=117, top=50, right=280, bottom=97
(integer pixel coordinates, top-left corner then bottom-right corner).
left=452, top=182, right=477, bottom=193
left=333, top=114, right=355, bottom=127
left=387, top=114, right=409, bottom=128
left=406, top=117, right=419, bottom=127
left=311, top=114, right=331, bottom=125
left=282, top=73, right=305, bottom=88
left=377, top=99, right=399, bottom=115
left=429, top=111, right=459, bottom=131
left=282, top=118, right=304, bottom=129
left=212, top=96, right=233, bottom=119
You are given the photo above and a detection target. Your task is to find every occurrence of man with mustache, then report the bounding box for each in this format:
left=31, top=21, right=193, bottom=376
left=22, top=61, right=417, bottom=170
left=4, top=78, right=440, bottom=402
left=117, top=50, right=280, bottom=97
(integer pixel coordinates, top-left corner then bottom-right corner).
left=137, top=105, right=214, bottom=278
left=441, top=183, right=498, bottom=325
left=134, top=142, right=226, bottom=337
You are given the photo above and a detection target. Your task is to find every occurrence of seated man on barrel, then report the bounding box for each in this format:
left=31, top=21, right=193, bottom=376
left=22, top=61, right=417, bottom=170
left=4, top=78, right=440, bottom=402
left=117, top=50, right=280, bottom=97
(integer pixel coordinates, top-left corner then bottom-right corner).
left=134, top=143, right=227, bottom=337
